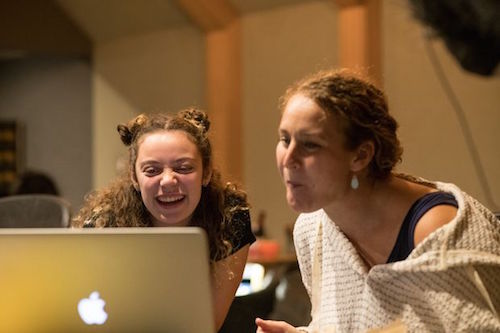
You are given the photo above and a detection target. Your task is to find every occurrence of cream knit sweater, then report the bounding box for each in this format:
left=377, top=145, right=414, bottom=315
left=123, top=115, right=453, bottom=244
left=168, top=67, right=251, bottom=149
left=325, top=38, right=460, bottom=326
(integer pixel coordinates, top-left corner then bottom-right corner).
left=293, top=175, right=500, bottom=332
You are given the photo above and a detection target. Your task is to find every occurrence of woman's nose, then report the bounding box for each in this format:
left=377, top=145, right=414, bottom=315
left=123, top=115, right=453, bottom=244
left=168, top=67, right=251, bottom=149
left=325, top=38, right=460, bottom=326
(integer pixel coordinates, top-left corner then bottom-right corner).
left=283, top=143, right=299, bottom=169
left=160, top=171, right=177, bottom=187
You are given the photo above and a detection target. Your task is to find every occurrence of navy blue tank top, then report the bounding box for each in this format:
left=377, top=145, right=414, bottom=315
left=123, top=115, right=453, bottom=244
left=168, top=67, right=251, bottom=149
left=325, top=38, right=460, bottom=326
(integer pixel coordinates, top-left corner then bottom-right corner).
left=387, top=191, right=458, bottom=263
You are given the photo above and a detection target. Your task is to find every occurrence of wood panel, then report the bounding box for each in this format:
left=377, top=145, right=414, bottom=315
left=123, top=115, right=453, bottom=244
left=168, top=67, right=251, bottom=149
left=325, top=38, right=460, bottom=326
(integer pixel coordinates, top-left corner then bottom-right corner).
left=336, top=0, right=382, bottom=85
left=175, top=0, right=243, bottom=183
left=206, top=20, right=243, bottom=183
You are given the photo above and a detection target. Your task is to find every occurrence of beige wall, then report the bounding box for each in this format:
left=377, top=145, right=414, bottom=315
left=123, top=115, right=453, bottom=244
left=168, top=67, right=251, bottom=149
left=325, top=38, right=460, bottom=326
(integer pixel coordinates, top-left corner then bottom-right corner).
left=243, top=0, right=500, bottom=248
left=383, top=1, right=500, bottom=211
left=92, top=73, right=136, bottom=188
left=91, top=0, right=500, bottom=249
left=92, top=26, right=205, bottom=189
left=89, top=1, right=339, bottom=247
left=242, top=1, right=338, bottom=245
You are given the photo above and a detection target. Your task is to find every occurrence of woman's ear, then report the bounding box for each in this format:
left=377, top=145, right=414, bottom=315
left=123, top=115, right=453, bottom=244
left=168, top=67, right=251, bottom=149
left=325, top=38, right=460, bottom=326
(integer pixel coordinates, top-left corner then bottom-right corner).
left=202, top=167, right=212, bottom=187
left=350, top=141, right=375, bottom=172
left=131, top=173, right=140, bottom=192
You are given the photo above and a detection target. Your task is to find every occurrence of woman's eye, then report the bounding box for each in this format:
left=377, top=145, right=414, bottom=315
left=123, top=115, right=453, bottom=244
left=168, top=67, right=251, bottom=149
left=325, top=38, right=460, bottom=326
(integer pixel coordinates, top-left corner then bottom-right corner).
left=303, top=141, right=320, bottom=150
left=279, top=136, right=290, bottom=146
left=176, top=165, right=194, bottom=174
left=143, top=167, right=160, bottom=176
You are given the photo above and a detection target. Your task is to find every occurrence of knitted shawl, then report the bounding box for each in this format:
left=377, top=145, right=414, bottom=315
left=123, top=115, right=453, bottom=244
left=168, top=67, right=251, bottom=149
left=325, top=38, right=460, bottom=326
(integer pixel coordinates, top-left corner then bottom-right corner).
left=293, top=175, right=500, bottom=332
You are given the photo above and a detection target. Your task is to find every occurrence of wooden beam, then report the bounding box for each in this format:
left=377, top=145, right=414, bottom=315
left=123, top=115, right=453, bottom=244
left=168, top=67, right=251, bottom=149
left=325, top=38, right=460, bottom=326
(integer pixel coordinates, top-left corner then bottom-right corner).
left=336, top=0, right=382, bottom=85
left=175, top=0, right=238, bottom=31
left=206, top=20, right=242, bottom=183
left=176, top=0, right=243, bottom=183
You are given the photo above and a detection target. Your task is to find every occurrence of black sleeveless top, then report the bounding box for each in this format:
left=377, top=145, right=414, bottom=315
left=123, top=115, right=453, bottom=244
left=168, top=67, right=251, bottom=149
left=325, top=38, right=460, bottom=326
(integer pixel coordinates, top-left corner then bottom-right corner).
left=387, top=191, right=458, bottom=263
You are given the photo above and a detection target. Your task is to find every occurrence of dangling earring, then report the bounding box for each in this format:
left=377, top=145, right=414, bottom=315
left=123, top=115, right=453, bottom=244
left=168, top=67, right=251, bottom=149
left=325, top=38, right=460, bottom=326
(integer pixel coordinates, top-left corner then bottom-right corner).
left=350, top=174, right=359, bottom=190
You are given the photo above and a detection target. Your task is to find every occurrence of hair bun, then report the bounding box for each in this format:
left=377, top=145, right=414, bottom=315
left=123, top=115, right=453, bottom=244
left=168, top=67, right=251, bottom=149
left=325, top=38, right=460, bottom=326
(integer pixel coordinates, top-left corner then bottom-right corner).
left=180, top=108, right=210, bottom=134
left=117, top=124, right=133, bottom=146
left=117, top=114, right=149, bottom=146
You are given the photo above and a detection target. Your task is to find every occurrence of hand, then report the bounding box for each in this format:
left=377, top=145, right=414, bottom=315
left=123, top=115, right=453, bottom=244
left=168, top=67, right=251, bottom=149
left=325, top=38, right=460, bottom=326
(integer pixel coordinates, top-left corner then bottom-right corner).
left=255, top=317, right=300, bottom=333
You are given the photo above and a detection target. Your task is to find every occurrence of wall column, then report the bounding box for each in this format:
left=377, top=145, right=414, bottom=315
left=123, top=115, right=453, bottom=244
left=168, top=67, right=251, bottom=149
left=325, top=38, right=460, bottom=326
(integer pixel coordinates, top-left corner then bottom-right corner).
left=336, top=0, right=382, bottom=85
left=175, top=0, right=242, bottom=183
left=206, top=21, right=242, bottom=183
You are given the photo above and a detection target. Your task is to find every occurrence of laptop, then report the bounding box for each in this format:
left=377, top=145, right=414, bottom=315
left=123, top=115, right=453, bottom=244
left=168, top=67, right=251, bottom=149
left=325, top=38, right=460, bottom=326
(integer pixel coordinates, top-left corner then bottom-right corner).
left=0, top=227, right=215, bottom=333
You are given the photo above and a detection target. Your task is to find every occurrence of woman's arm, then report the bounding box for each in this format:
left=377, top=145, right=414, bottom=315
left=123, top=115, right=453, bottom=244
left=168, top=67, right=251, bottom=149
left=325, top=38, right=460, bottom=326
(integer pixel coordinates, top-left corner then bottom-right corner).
left=211, top=244, right=250, bottom=331
left=414, top=204, right=458, bottom=245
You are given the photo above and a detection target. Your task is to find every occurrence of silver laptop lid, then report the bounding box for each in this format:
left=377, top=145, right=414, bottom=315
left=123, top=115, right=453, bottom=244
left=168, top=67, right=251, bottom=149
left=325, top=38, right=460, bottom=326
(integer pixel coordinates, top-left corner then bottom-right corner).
left=0, top=227, right=215, bottom=333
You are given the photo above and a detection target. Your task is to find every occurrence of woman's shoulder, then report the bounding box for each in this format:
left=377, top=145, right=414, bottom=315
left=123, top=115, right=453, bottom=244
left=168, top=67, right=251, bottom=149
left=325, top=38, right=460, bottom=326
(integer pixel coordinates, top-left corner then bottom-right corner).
left=229, top=207, right=251, bottom=225
left=395, top=173, right=466, bottom=208
left=397, top=174, right=500, bottom=258
left=223, top=187, right=251, bottom=226
left=223, top=184, right=249, bottom=208
left=222, top=184, right=252, bottom=228
left=224, top=208, right=255, bottom=255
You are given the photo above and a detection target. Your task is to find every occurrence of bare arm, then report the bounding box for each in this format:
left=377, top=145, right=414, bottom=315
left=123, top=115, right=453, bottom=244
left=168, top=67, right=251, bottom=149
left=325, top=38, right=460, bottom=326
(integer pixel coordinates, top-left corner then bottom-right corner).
left=211, top=244, right=250, bottom=331
left=414, top=204, right=458, bottom=246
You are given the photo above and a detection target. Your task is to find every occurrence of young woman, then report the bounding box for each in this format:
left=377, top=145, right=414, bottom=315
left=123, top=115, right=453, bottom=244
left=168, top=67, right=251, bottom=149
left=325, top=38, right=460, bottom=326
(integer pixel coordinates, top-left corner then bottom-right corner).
left=256, top=70, right=500, bottom=332
left=72, top=108, right=255, bottom=331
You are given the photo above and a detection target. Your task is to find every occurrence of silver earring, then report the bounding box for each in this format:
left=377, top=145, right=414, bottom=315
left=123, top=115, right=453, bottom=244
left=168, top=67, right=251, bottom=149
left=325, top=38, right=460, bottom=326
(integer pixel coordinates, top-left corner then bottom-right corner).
left=350, top=175, right=359, bottom=190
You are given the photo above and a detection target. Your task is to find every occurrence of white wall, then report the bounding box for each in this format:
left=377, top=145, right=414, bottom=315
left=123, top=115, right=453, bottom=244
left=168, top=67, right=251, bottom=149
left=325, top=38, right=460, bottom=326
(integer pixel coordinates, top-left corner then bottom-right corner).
left=243, top=0, right=500, bottom=250
left=4, top=0, right=497, bottom=241
left=242, top=1, right=338, bottom=246
left=92, top=1, right=339, bottom=247
left=92, top=26, right=205, bottom=189
left=383, top=0, right=500, bottom=211
left=92, top=73, right=136, bottom=188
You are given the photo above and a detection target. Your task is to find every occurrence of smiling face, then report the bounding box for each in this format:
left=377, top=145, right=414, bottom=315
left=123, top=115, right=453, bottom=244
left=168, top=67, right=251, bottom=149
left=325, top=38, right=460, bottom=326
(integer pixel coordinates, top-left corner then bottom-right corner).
left=134, top=130, right=208, bottom=227
left=276, top=93, right=356, bottom=213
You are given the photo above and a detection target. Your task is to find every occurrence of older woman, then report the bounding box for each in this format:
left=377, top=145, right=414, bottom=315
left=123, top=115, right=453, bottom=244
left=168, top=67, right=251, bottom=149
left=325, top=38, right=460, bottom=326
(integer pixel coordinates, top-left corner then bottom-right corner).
left=256, top=70, right=500, bottom=332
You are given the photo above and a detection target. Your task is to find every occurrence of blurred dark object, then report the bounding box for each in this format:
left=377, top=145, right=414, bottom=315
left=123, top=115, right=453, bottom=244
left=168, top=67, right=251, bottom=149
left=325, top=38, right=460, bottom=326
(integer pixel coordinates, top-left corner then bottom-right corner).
left=13, top=170, right=59, bottom=195
left=218, top=267, right=283, bottom=333
left=0, top=121, right=22, bottom=198
left=409, top=0, right=500, bottom=76
left=0, top=194, right=71, bottom=227
left=219, top=262, right=311, bottom=333
left=268, top=263, right=311, bottom=327
left=253, top=210, right=267, bottom=237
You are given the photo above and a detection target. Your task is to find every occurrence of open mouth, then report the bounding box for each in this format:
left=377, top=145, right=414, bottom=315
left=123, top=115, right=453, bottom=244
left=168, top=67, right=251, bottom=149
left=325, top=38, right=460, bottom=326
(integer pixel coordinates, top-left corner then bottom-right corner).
left=286, top=180, right=302, bottom=189
left=156, top=194, right=185, bottom=207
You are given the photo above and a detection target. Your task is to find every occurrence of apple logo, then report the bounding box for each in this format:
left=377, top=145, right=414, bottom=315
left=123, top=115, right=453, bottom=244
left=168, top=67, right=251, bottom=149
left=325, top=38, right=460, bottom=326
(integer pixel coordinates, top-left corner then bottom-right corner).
left=77, top=291, right=108, bottom=325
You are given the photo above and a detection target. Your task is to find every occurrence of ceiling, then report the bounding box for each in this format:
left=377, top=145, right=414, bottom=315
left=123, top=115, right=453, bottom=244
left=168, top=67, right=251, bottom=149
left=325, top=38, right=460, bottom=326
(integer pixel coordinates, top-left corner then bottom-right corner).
left=55, top=0, right=320, bottom=42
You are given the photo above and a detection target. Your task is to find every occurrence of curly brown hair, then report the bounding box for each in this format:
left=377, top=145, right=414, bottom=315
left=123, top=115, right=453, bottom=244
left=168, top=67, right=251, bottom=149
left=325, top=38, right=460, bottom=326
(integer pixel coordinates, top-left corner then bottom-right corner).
left=72, top=108, right=249, bottom=261
left=280, top=69, right=403, bottom=179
